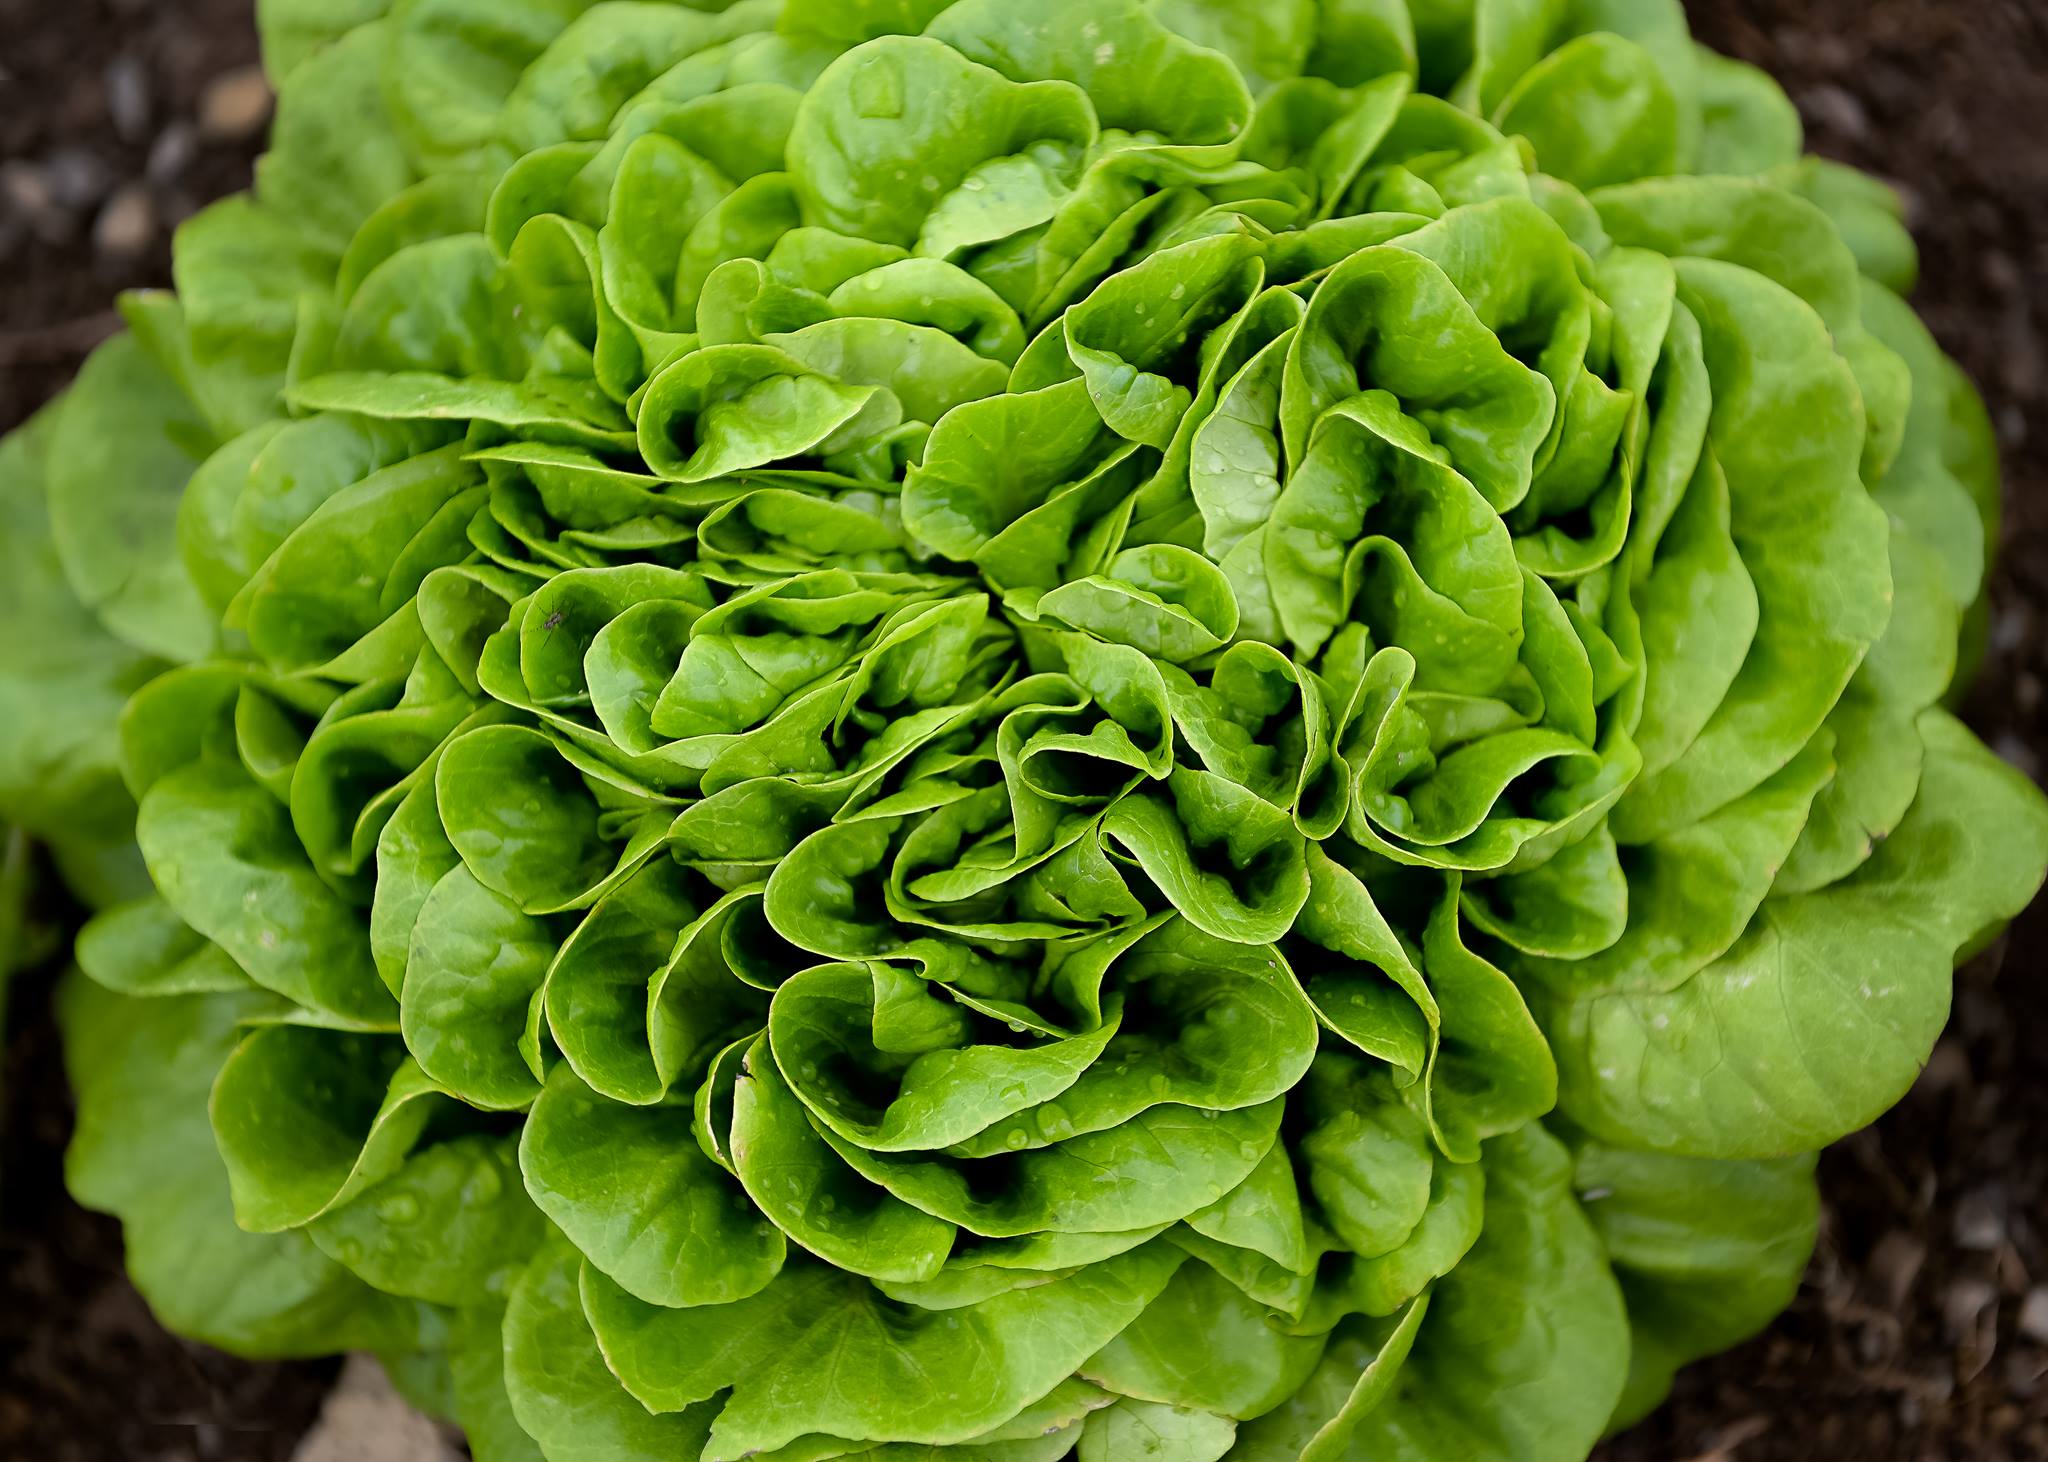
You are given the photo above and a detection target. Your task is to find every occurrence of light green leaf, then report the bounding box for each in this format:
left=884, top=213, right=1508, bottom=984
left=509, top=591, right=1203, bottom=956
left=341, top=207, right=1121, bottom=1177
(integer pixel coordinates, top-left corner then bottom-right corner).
left=522, top=1061, right=786, bottom=1305
left=1573, top=1139, right=1818, bottom=1428
left=62, top=978, right=423, bottom=1358
left=46, top=335, right=216, bottom=662
left=584, top=1245, right=1183, bottom=1456
left=1554, top=712, right=2048, bottom=1156
left=503, top=1236, right=718, bottom=1462
left=1078, top=1399, right=1234, bottom=1461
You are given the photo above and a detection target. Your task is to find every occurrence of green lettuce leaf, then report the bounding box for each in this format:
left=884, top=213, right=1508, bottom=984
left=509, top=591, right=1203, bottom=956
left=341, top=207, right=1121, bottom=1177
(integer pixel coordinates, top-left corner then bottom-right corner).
left=4, top=3, right=2041, bottom=1459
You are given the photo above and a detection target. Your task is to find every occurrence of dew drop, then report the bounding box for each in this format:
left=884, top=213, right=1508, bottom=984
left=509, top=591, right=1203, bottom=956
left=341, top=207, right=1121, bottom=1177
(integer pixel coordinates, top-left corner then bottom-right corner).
left=1004, top=1129, right=1029, bottom=1151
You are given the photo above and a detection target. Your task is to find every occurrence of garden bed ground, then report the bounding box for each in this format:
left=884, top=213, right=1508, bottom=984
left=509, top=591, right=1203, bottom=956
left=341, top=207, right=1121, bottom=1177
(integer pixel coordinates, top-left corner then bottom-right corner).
left=1, top=2, right=2043, bottom=1458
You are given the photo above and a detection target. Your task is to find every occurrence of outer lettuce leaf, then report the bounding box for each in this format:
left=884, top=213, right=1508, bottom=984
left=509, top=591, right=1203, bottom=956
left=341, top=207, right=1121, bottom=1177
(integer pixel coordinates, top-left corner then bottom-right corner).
left=44, top=336, right=217, bottom=665
left=1238, top=1123, right=1626, bottom=1460
left=60, top=977, right=425, bottom=1357
left=0, top=405, right=160, bottom=896
left=1571, top=1137, right=1818, bottom=1428
left=1545, top=712, right=2048, bottom=1157
left=583, top=1246, right=1182, bottom=1457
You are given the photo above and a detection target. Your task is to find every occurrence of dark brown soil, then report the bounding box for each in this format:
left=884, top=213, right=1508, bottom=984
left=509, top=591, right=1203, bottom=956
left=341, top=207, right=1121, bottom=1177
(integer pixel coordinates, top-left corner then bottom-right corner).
left=0, top=0, right=270, bottom=427
left=0, top=2, right=2043, bottom=1460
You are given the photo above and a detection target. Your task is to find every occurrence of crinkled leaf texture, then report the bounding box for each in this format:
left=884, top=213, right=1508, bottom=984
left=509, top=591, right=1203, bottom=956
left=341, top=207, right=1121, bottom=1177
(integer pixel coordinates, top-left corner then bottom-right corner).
left=5, top=1, right=2043, bottom=1459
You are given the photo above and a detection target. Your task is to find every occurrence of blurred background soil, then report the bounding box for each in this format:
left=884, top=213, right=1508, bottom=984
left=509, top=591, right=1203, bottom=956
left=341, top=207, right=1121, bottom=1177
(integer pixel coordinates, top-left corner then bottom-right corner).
left=1, top=1, right=2043, bottom=1458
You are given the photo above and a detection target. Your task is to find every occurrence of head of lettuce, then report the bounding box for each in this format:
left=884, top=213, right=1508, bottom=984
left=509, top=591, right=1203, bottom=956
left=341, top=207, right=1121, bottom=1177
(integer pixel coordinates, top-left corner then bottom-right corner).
left=2, top=1, right=2041, bottom=1458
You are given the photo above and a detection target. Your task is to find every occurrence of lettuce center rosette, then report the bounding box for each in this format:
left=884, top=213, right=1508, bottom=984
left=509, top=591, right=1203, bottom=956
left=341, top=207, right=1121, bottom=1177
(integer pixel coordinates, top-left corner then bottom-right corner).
left=7, top=2, right=2046, bottom=1460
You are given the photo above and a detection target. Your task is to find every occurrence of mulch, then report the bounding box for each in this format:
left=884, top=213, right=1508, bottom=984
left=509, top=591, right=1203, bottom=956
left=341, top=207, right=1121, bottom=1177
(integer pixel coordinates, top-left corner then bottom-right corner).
left=1, top=2, right=2042, bottom=1458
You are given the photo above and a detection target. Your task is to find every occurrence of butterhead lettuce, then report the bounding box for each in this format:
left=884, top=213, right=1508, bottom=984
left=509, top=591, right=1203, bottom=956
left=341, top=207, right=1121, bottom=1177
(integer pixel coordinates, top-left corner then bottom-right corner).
left=4, top=1, right=2044, bottom=1459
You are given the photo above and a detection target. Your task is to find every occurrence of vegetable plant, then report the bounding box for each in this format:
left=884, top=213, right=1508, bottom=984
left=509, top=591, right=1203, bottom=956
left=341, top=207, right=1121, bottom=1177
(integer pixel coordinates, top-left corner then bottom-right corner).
left=3, top=1, right=2044, bottom=1458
